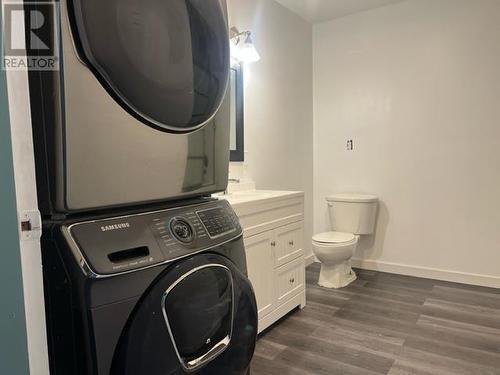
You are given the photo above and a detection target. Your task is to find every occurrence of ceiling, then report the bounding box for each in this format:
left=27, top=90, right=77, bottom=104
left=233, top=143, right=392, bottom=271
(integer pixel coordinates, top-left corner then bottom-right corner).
left=274, top=0, right=406, bottom=23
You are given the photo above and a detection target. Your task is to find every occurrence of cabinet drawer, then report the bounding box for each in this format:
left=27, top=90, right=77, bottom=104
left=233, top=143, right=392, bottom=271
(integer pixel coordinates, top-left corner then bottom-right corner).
left=275, top=257, right=305, bottom=307
left=274, top=222, right=303, bottom=268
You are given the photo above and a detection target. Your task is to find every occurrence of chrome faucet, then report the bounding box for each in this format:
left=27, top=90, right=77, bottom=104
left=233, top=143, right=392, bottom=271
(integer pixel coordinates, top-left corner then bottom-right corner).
left=224, top=178, right=241, bottom=195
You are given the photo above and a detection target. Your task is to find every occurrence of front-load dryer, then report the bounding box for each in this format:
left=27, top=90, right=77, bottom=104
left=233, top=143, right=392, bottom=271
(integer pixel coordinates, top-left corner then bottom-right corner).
left=28, top=0, right=232, bottom=215
left=42, top=199, right=257, bottom=375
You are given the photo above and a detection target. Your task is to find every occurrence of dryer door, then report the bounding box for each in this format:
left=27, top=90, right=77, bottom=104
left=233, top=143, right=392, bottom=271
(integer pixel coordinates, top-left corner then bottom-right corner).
left=110, top=254, right=257, bottom=375
left=69, top=0, right=230, bottom=132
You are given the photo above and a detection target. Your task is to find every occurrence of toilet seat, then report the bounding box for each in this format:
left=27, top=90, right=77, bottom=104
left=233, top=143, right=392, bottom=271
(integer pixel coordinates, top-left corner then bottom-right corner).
left=312, top=231, right=356, bottom=245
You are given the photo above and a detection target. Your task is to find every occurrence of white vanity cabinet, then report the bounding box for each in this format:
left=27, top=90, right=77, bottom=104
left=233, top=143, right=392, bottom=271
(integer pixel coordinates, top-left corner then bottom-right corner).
left=223, top=191, right=306, bottom=333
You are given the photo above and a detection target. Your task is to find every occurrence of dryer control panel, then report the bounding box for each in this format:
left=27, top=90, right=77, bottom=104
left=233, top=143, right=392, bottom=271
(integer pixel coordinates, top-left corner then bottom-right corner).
left=64, top=200, right=242, bottom=277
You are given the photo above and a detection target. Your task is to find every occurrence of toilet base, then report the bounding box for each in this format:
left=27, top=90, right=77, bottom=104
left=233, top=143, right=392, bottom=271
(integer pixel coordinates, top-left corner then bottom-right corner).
left=318, top=262, right=356, bottom=289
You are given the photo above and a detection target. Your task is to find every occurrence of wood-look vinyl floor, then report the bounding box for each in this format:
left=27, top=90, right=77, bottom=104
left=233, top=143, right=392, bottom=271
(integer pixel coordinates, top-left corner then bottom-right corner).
left=251, top=263, right=500, bottom=375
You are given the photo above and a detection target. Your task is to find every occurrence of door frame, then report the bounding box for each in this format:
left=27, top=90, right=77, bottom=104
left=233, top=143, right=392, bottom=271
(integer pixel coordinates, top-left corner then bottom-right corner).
left=1, top=3, right=50, bottom=372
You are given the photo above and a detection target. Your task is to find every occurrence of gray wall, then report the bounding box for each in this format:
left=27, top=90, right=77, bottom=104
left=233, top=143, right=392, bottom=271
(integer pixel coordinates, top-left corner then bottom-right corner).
left=0, top=5, right=30, bottom=372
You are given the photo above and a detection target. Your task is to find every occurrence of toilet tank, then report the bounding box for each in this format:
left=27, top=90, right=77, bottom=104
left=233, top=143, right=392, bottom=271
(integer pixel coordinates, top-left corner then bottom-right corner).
left=327, top=193, right=378, bottom=235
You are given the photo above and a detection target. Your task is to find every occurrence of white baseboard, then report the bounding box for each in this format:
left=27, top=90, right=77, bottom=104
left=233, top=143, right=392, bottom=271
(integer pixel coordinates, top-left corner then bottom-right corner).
left=305, top=253, right=316, bottom=267
left=351, top=258, right=500, bottom=289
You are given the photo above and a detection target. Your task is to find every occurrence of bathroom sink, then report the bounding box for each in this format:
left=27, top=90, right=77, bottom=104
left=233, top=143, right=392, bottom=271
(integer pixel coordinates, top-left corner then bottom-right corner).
left=230, top=190, right=275, bottom=199
left=215, top=190, right=300, bottom=205
left=216, top=191, right=272, bottom=203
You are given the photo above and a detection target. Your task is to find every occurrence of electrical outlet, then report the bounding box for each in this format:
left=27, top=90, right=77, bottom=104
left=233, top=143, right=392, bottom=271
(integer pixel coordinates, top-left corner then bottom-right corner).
left=347, top=139, right=354, bottom=151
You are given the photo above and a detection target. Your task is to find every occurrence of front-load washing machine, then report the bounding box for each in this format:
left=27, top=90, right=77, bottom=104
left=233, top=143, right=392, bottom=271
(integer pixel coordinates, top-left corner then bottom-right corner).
left=42, top=199, right=257, bottom=375
left=28, top=0, right=232, bottom=215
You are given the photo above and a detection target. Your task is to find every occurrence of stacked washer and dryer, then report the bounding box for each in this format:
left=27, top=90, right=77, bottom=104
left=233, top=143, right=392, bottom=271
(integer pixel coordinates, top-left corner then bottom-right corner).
left=27, top=1, right=257, bottom=374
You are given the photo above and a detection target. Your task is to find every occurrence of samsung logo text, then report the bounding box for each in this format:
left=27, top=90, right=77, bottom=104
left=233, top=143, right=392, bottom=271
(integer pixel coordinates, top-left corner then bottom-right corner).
left=101, top=223, right=131, bottom=232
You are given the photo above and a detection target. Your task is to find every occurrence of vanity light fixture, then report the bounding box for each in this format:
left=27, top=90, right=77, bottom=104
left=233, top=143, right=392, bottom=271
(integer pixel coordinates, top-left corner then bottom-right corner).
left=230, top=27, right=261, bottom=64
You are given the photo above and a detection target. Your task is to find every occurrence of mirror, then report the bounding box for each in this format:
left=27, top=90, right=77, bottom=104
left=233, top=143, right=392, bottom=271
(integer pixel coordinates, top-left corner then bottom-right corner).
left=229, top=63, right=244, bottom=161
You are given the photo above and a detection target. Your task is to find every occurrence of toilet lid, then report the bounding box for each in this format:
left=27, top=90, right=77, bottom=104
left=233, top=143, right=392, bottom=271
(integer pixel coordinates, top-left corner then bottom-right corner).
left=312, top=232, right=356, bottom=244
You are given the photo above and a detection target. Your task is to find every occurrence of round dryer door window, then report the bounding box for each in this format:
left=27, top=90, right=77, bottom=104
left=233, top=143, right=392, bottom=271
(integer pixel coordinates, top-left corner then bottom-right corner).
left=69, top=0, right=230, bottom=132
left=110, top=254, right=257, bottom=375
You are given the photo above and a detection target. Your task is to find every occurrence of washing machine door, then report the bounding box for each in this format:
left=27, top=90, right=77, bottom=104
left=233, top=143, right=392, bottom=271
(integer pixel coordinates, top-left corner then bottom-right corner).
left=68, top=0, right=230, bottom=132
left=110, top=254, right=257, bottom=375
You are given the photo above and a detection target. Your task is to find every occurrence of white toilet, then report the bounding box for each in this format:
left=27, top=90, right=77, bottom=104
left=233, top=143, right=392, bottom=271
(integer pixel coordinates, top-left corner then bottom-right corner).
left=312, top=193, right=378, bottom=289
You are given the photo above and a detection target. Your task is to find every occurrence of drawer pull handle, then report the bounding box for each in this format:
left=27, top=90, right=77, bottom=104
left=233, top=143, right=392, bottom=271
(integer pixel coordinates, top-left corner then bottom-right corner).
left=270, top=241, right=276, bottom=247
left=289, top=278, right=295, bottom=283
left=289, top=240, right=294, bottom=246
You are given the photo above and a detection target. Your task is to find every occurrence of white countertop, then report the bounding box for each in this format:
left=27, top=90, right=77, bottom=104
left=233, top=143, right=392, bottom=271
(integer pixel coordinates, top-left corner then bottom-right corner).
left=214, top=190, right=304, bottom=206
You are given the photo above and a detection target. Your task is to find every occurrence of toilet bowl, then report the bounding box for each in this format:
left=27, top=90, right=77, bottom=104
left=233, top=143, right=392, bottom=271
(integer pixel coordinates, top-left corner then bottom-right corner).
left=312, top=232, right=359, bottom=289
left=312, top=193, right=378, bottom=289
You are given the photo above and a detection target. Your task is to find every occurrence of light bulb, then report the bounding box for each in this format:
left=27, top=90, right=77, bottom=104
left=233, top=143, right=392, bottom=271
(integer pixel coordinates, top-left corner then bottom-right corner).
left=230, top=32, right=260, bottom=64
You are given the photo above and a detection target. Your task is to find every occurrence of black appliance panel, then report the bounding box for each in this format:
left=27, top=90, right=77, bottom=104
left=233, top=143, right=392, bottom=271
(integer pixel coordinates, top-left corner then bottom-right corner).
left=196, top=206, right=239, bottom=238
left=42, top=202, right=257, bottom=375
left=68, top=200, right=241, bottom=276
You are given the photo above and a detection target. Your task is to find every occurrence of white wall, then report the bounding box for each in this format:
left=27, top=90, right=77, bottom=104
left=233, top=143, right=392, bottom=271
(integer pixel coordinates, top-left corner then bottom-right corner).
left=228, top=0, right=314, bottom=258
left=313, top=0, right=500, bottom=287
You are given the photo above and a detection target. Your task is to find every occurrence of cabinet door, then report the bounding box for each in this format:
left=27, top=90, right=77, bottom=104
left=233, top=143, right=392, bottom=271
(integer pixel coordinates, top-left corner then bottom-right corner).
left=275, top=257, right=305, bottom=307
left=274, top=222, right=304, bottom=268
left=244, top=232, right=275, bottom=318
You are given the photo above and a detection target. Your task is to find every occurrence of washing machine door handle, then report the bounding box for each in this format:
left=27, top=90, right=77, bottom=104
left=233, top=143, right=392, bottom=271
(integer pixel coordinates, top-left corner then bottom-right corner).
left=184, top=335, right=230, bottom=370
